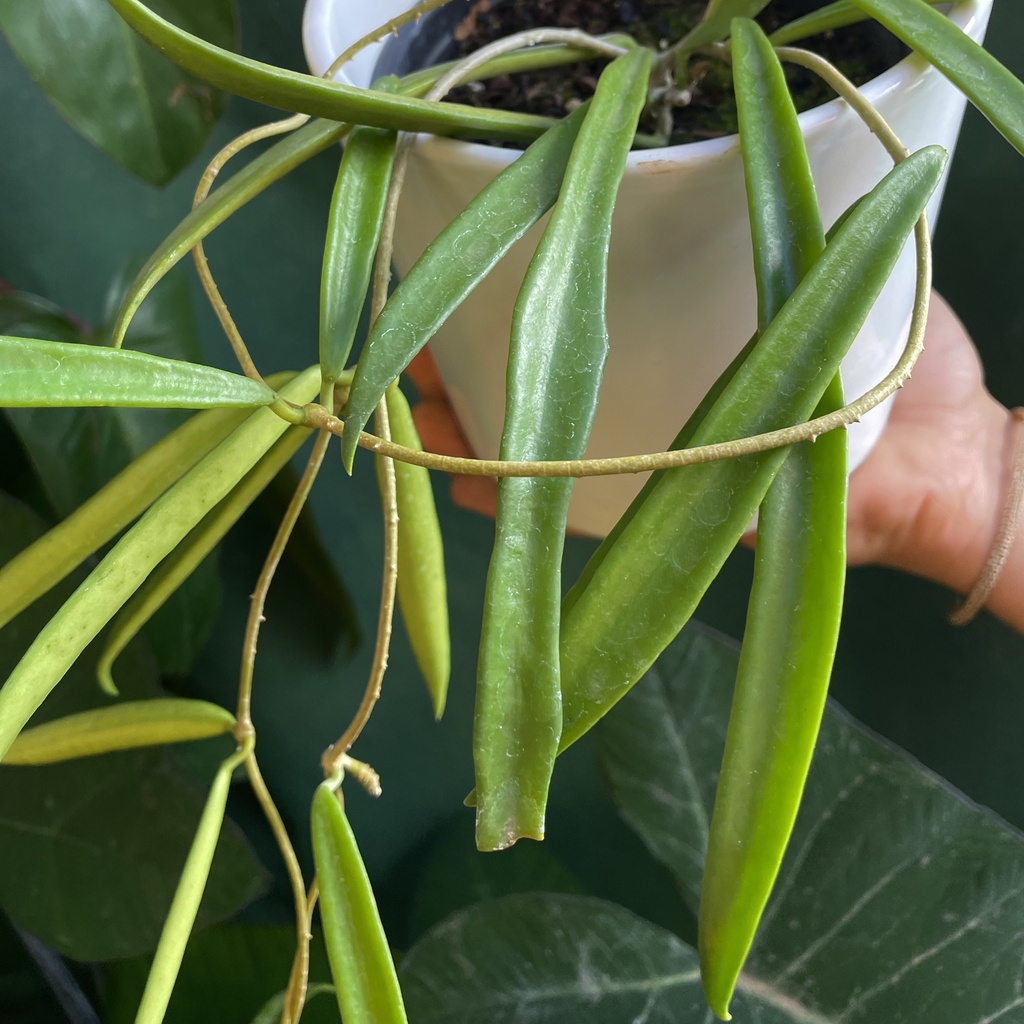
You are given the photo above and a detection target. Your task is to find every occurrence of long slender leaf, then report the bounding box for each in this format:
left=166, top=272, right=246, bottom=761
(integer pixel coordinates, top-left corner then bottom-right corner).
left=105, top=0, right=552, bottom=141
left=320, top=83, right=398, bottom=384
left=110, top=119, right=349, bottom=348
left=0, top=368, right=320, bottom=760
left=133, top=755, right=238, bottom=1024
left=697, top=21, right=847, bottom=1017
left=2, top=698, right=235, bottom=765
left=557, top=145, right=945, bottom=755
left=380, top=385, right=450, bottom=719
left=340, top=102, right=592, bottom=470
left=768, top=0, right=945, bottom=47
left=0, top=405, right=248, bottom=631
left=96, top=425, right=312, bottom=693
left=0, top=336, right=276, bottom=408
left=474, top=49, right=652, bottom=851
left=847, top=0, right=1024, bottom=156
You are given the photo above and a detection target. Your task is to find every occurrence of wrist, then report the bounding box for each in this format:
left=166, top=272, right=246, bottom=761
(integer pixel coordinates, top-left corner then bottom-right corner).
left=884, top=401, right=1024, bottom=631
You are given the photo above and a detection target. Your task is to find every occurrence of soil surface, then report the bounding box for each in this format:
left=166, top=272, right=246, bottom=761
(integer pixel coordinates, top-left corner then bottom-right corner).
left=384, top=0, right=909, bottom=145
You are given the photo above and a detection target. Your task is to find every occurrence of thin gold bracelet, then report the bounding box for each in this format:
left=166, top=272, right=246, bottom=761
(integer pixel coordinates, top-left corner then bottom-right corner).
left=949, top=407, right=1024, bottom=626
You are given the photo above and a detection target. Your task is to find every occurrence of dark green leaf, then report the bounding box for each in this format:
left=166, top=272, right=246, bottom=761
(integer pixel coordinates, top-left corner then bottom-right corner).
left=0, top=493, right=267, bottom=961
left=0, top=0, right=236, bottom=185
left=408, top=815, right=584, bottom=941
left=400, top=893, right=711, bottom=1024
left=595, top=623, right=1024, bottom=1023
left=103, top=923, right=337, bottom=1024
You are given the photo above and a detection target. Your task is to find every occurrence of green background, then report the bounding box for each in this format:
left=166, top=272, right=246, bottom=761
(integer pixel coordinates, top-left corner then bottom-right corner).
left=0, top=0, right=1021, bottom=969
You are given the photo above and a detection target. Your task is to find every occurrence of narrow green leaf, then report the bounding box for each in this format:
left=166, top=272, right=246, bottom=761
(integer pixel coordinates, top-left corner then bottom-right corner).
left=697, top=20, right=847, bottom=1018
left=380, top=385, right=450, bottom=719
left=676, top=0, right=772, bottom=54
left=96, top=425, right=312, bottom=693
left=320, top=86, right=398, bottom=385
left=312, top=783, right=408, bottom=1024
left=0, top=405, right=249, bottom=632
left=401, top=894, right=708, bottom=1023
left=0, top=367, right=320, bottom=761
left=0, top=336, right=276, bottom=408
left=104, top=0, right=552, bottom=141
left=474, top=48, right=652, bottom=852
left=768, top=0, right=945, bottom=47
left=557, top=145, right=945, bottom=755
left=847, top=0, right=1024, bottom=156
left=134, top=755, right=237, bottom=1024
left=110, top=118, right=350, bottom=349
left=0, top=0, right=236, bottom=185
left=700, top=382, right=846, bottom=1018
left=2, top=698, right=235, bottom=765
left=340, top=101, right=592, bottom=471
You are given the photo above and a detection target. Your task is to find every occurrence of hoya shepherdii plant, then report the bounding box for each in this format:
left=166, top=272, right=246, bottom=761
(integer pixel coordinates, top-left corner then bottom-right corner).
left=0, top=0, right=1022, bottom=1020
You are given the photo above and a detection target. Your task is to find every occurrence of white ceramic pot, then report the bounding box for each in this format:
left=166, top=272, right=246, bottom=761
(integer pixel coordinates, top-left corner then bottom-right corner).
left=304, top=1, right=992, bottom=536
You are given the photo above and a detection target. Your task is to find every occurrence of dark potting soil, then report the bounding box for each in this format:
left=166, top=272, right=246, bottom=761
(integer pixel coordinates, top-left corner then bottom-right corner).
left=379, top=0, right=909, bottom=145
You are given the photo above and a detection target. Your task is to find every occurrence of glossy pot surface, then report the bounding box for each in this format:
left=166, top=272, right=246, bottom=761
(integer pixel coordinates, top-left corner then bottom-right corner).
left=304, top=0, right=992, bottom=535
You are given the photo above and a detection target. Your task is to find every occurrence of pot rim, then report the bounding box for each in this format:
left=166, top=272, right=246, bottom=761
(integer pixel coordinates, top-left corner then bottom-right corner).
left=302, top=0, right=989, bottom=168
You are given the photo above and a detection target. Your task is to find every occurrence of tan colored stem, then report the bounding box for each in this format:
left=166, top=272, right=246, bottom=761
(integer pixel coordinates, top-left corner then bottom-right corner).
left=244, top=754, right=308, bottom=1024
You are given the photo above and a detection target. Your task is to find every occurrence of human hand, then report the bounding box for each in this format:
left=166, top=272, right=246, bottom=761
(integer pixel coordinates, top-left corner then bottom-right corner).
left=846, top=292, right=1022, bottom=631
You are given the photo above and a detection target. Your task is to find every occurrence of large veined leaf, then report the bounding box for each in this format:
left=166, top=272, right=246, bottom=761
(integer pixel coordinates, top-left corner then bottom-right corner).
left=594, top=623, right=1024, bottom=1023
left=401, top=626, right=1024, bottom=1022
left=400, top=894, right=708, bottom=1024
left=0, top=0, right=236, bottom=185
left=407, top=815, right=583, bottom=941
left=403, top=893, right=844, bottom=1022
left=0, top=494, right=267, bottom=961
